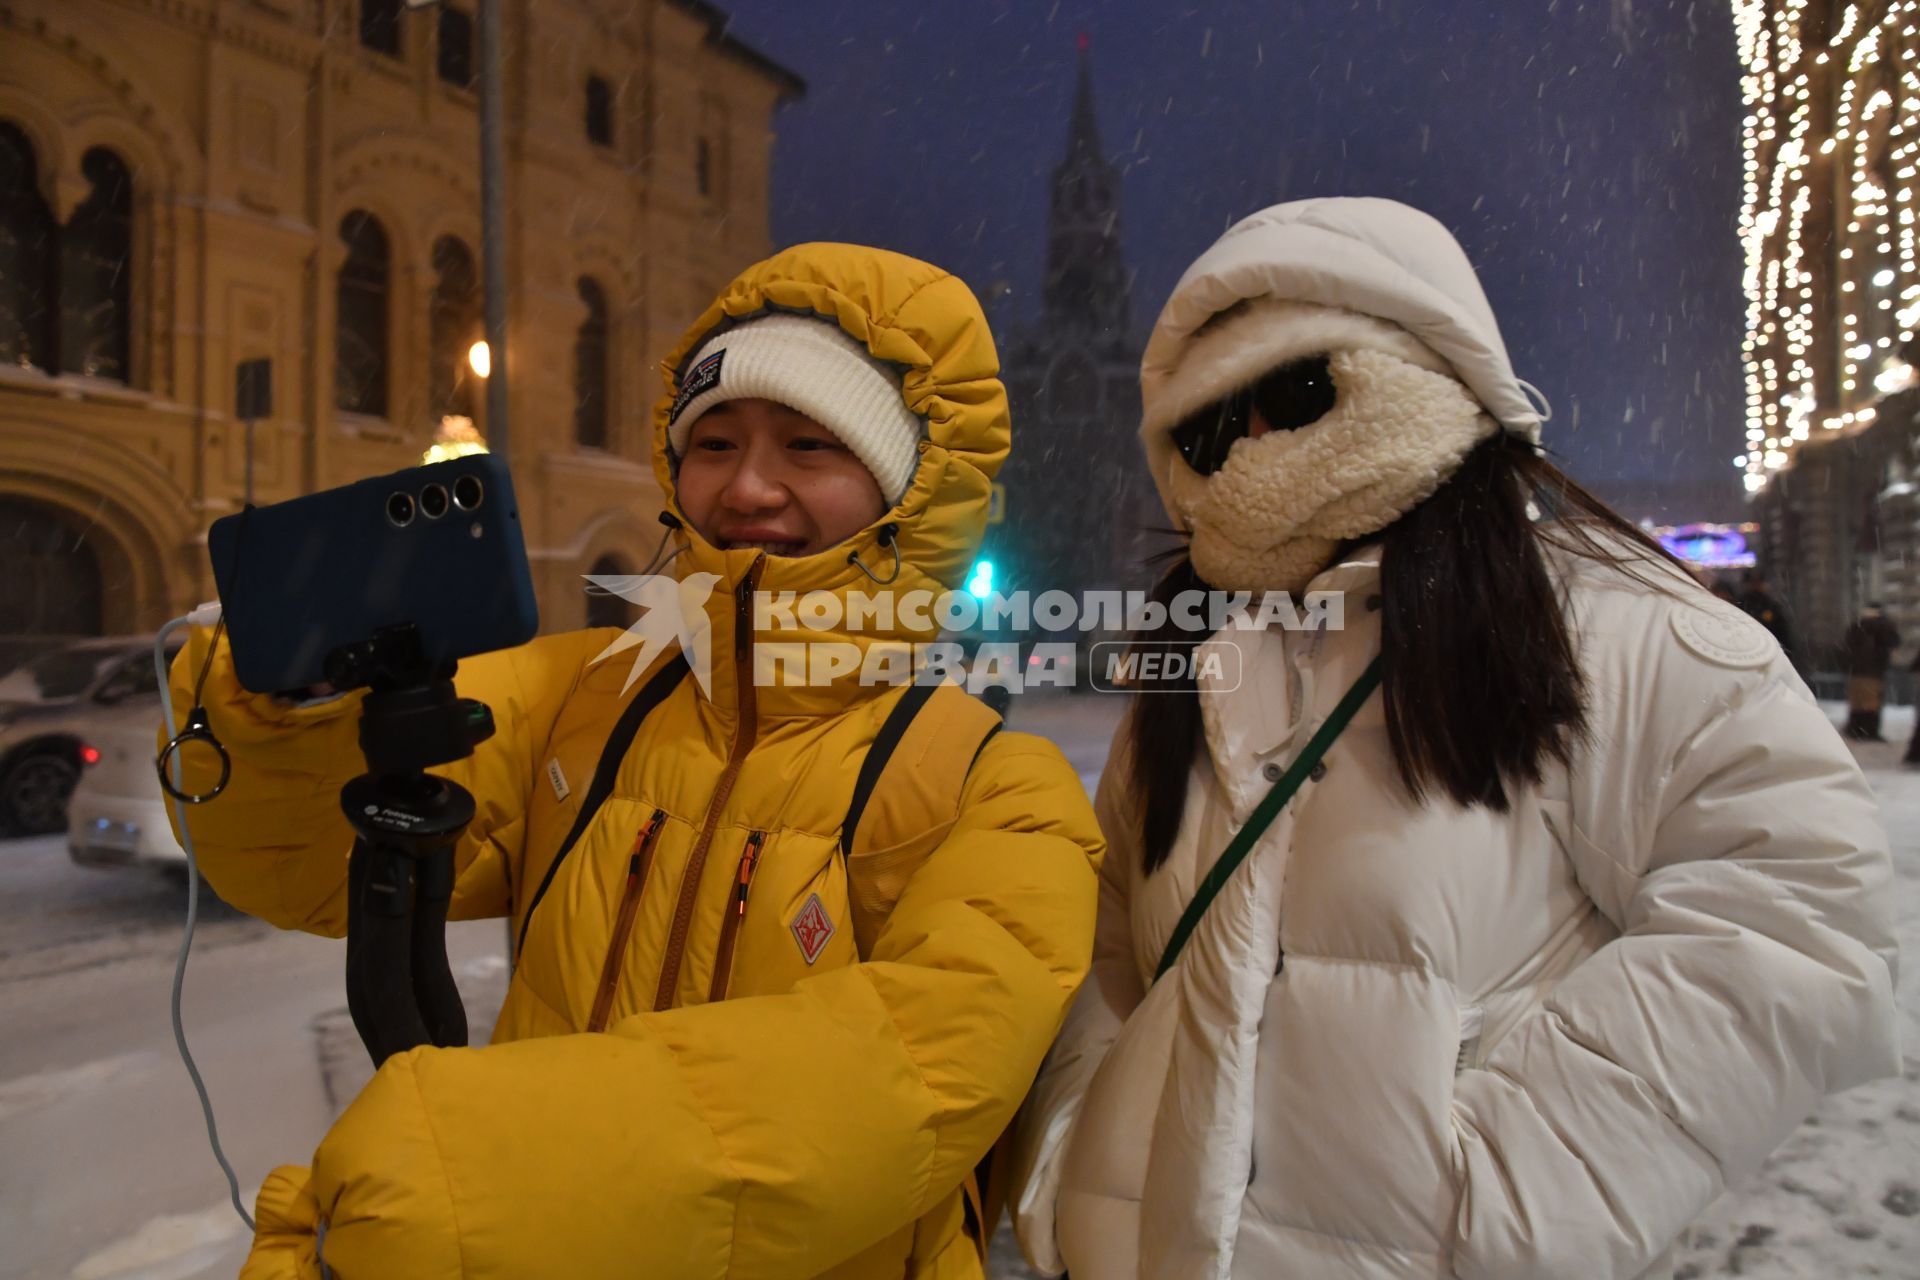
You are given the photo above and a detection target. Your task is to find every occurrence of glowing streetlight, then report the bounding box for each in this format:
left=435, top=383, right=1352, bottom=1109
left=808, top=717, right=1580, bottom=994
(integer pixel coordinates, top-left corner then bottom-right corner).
left=468, top=340, right=492, bottom=378
left=423, top=415, right=489, bottom=465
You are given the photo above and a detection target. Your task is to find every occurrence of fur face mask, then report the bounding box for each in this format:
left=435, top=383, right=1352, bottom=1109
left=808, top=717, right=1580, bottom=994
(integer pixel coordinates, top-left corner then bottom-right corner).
left=1164, top=337, right=1496, bottom=595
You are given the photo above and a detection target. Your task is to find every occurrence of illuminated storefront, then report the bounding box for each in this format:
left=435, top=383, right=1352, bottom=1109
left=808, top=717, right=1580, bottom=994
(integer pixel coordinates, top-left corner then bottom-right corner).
left=1736, top=0, right=1920, bottom=661
left=1652, top=522, right=1762, bottom=573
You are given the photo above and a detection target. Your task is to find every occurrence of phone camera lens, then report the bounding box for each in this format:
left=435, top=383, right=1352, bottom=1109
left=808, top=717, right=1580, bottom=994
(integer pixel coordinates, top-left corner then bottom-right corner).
left=419, top=483, right=450, bottom=519
left=386, top=491, right=416, bottom=527
left=452, top=474, right=485, bottom=511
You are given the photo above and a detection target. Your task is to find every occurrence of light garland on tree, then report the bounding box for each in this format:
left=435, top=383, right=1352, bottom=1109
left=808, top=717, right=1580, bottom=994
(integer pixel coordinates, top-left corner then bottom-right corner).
left=1736, top=0, right=1920, bottom=493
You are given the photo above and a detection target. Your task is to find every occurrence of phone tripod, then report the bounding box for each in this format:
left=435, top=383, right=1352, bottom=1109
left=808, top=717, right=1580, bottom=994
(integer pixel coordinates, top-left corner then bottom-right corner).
left=330, top=625, right=496, bottom=1067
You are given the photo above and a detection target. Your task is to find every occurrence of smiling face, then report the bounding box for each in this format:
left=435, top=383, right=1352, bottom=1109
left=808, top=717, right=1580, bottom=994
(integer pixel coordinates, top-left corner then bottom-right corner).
left=676, top=397, right=888, bottom=556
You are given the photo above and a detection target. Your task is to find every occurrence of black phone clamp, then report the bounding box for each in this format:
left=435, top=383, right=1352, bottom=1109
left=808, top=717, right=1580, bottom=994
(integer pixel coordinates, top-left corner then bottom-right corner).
left=331, top=624, right=496, bottom=1068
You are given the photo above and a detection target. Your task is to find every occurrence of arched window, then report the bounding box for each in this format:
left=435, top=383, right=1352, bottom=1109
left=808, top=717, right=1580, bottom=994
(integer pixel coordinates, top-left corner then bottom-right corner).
left=360, top=0, right=403, bottom=57
left=437, top=8, right=474, bottom=88
left=430, top=235, right=480, bottom=423
left=335, top=211, right=390, bottom=416
left=0, top=495, right=104, bottom=637
left=0, top=123, right=57, bottom=373
left=586, top=554, right=635, bottom=628
left=586, top=76, right=613, bottom=147
left=60, top=148, right=132, bottom=381
left=574, top=277, right=610, bottom=449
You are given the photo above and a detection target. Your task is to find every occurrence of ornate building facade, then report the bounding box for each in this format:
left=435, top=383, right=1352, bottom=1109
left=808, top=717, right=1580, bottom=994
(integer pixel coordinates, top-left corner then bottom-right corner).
left=986, top=45, right=1157, bottom=605
left=1739, top=0, right=1920, bottom=661
left=0, top=0, right=799, bottom=647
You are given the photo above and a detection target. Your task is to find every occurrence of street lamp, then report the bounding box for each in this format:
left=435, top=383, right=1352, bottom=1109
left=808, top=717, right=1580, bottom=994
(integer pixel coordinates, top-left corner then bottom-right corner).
left=467, top=340, right=491, bottom=379
left=405, top=0, right=509, bottom=462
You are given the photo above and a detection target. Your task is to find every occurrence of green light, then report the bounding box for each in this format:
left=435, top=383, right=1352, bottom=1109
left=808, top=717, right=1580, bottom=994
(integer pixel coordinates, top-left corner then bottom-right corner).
left=966, top=560, right=994, bottom=599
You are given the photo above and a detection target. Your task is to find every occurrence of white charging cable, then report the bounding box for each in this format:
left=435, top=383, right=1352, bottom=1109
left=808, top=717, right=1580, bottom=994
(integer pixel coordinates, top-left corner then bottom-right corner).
left=154, top=606, right=255, bottom=1232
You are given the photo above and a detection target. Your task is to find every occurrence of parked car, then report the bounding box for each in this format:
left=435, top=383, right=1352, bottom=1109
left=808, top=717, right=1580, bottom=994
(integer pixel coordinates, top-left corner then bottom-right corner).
left=67, top=693, right=189, bottom=873
left=0, top=635, right=178, bottom=835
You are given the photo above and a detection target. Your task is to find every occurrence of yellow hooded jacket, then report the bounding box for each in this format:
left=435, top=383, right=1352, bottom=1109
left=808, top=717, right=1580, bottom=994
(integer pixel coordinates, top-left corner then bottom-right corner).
left=167, top=244, right=1103, bottom=1278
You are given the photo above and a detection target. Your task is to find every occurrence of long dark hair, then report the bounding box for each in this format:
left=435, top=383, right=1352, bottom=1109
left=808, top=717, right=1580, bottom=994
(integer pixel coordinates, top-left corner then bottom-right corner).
left=1127, top=431, right=1689, bottom=874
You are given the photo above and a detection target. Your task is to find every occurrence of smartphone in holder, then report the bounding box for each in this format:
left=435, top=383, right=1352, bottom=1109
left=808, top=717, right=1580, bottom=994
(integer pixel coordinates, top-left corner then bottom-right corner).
left=207, top=454, right=539, bottom=694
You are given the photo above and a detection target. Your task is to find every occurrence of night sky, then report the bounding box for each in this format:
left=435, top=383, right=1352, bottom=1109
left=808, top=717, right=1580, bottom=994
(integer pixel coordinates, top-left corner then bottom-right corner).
left=710, top=0, right=1748, bottom=523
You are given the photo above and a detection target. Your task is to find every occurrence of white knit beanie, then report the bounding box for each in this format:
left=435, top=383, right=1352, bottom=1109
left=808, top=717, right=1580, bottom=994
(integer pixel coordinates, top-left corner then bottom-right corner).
left=666, top=314, right=923, bottom=503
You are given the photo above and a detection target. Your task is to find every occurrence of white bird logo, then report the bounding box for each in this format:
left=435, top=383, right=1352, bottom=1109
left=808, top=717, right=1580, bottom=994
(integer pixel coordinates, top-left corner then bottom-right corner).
left=584, top=572, right=724, bottom=696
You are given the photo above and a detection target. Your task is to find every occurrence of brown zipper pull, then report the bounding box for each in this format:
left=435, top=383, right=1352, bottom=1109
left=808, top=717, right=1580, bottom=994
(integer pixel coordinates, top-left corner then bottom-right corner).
left=623, top=811, right=665, bottom=887
left=735, top=830, right=764, bottom=915
left=635, top=810, right=665, bottom=857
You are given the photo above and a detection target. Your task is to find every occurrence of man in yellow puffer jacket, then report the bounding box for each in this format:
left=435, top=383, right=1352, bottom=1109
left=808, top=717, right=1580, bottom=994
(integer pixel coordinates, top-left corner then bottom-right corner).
left=166, top=243, right=1103, bottom=1278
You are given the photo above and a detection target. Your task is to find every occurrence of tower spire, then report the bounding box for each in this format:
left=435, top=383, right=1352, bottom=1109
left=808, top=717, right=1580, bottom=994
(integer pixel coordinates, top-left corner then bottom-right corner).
left=1043, top=32, right=1129, bottom=346
left=1069, top=33, right=1102, bottom=162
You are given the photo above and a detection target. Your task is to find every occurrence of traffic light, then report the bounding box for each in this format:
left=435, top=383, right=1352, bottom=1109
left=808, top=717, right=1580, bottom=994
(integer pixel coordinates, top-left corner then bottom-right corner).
left=966, top=559, right=994, bottom=599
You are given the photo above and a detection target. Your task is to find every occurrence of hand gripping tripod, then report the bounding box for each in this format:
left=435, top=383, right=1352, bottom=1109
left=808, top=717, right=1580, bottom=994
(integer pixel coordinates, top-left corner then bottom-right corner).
left=330, top=624, right=495, bottom=1067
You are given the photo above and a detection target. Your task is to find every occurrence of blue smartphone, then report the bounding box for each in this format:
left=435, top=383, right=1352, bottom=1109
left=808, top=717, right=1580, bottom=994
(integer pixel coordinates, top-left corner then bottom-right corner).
left=207, top=454, right=539, bottom=693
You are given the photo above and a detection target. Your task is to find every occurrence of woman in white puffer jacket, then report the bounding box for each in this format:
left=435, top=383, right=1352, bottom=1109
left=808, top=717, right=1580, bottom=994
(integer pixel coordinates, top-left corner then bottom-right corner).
left=1007, top=198, right=1900, bottom=1280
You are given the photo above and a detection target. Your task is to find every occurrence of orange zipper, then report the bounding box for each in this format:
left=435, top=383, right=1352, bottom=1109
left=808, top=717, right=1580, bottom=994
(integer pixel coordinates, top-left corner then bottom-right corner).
left=707, top=830, right=766, bottom=1003
left=586, top=808, right=667, bottom=1032
left=654, top=558, right=763, bottom=1010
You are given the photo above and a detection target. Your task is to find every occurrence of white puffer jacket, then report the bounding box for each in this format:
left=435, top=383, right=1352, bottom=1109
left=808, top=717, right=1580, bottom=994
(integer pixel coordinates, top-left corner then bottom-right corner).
left=1010, top=549, right=1899, bottom=1279
left=1008, top=199, right=1901, bottom=1280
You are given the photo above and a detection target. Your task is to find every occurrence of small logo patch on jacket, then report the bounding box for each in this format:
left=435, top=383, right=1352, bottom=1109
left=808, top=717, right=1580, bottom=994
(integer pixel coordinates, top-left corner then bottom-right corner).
left=1672, top=605, right=1774, bottom=670
left=669, top=351, right=724, bottom=425
left=546, top=758, right=570, bottom=803
left=791, top=893, right=835, bottom=964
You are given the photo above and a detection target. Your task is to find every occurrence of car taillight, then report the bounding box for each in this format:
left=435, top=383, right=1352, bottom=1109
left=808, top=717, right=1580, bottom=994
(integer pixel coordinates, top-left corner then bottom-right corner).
left=79, top=744, right=101, bottom=766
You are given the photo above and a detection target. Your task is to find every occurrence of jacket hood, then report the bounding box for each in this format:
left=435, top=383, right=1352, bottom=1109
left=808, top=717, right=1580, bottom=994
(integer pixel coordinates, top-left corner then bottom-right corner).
left=1138, top=198, right=1546, bottom=523
left=647, top=243, right=1009, bottom=717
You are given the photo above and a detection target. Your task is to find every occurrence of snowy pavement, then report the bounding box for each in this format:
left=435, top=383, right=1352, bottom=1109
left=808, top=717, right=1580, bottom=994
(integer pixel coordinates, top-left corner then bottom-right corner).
left=0, top=847, right=510, bottom=1280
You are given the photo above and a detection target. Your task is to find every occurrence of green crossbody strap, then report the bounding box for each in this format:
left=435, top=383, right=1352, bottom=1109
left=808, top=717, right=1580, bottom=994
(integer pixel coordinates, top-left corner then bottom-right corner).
left=1154, top=656, right=1384, bottom=983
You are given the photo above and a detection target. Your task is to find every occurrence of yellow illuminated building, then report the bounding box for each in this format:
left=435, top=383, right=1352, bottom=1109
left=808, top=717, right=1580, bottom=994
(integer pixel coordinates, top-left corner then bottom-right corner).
left=0, top=0, right=799, bottom=653
left=1738, top=0, right=1920, bottom=661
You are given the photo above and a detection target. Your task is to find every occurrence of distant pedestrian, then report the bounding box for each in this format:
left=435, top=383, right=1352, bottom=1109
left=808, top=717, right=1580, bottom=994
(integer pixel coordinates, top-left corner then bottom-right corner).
left=1736, top=571, right=1797, bottom=661
left=1903, top=650, right=1920, bottom=767
left=1842, top=602, right=1901, bottom=740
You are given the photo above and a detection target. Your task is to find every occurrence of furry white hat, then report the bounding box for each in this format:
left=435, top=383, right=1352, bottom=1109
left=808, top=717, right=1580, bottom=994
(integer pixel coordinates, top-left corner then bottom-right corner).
left=668, top=314, right=924, bottom=503
left=1140, top=197, right=1549, bottom=522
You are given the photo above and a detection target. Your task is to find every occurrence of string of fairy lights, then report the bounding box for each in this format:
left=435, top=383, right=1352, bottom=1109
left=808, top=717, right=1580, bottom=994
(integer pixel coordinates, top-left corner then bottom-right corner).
left=1736, top=0, right=1920, bottom=494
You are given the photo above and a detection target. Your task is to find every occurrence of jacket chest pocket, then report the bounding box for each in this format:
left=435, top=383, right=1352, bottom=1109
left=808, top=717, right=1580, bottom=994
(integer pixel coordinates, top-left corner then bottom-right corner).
left=721, top=832, right=860, bottom=999
left=708, top=830, right=766, bottom=1002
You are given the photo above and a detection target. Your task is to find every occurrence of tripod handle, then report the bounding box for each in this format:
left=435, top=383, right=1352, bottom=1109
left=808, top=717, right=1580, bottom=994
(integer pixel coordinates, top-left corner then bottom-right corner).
left=346, top=839, right=434, bottom=1067
left=342, top=774, right=477, bottom=1067
left=409, top=848, right=468, bottom=1050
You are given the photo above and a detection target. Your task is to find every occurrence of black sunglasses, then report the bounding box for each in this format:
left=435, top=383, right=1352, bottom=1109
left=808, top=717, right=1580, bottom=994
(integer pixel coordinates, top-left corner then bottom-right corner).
left=1169, top=354, right=1338, bottom=476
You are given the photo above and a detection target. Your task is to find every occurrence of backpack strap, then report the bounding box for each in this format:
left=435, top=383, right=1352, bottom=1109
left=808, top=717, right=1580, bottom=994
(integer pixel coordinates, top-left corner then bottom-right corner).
left=839, top=681, right=1003, bottom=956
left=841, top=680, right=1002, bottom=859
left=516, top=651, right=690, bottom=952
